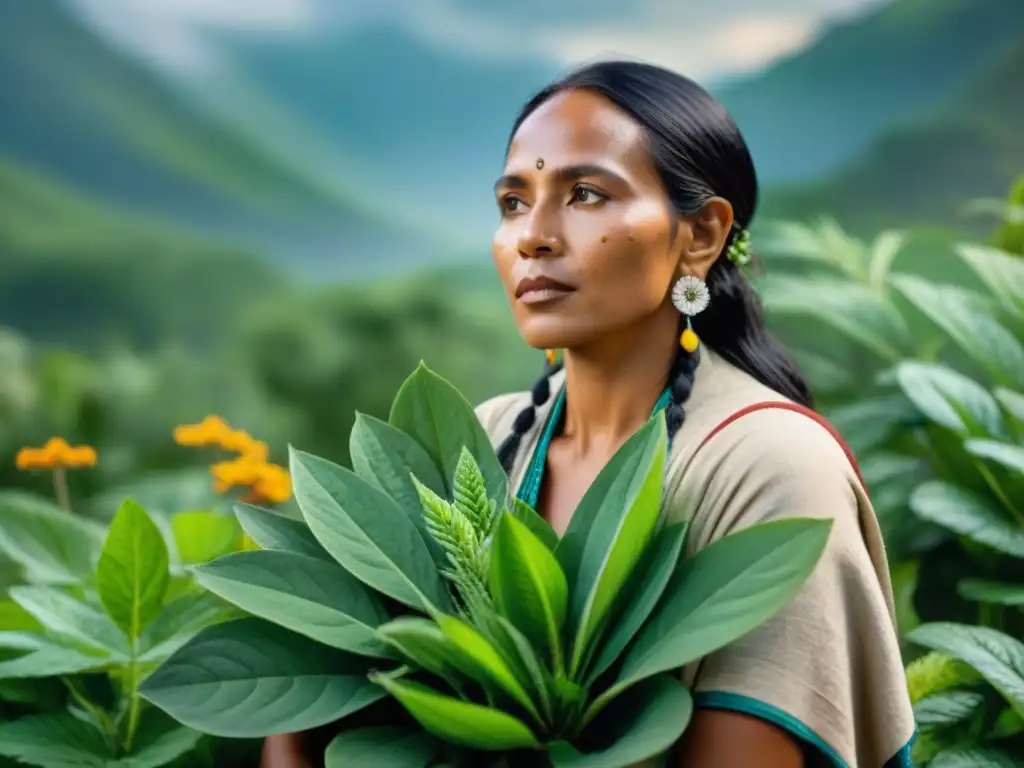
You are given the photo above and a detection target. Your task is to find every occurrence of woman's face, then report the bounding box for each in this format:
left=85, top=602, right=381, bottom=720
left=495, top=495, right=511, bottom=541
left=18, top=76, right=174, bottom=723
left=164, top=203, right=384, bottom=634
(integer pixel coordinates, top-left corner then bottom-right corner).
left=492, top=88, right=688, bottom=352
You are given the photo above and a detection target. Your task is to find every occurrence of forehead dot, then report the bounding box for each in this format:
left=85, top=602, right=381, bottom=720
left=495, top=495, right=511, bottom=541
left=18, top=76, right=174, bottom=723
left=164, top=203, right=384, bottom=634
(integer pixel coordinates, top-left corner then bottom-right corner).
left=536, top=158, right=545, bottom=170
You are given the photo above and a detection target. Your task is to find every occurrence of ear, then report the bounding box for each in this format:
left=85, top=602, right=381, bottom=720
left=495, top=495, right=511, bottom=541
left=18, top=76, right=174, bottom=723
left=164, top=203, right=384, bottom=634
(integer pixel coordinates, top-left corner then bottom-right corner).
left=679, top=197, right=734, bottom=279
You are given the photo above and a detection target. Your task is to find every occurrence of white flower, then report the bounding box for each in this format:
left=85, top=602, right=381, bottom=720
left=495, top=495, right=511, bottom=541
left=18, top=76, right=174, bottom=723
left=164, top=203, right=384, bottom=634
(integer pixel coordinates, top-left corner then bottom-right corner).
left=672, top=275, right=710, bottom=316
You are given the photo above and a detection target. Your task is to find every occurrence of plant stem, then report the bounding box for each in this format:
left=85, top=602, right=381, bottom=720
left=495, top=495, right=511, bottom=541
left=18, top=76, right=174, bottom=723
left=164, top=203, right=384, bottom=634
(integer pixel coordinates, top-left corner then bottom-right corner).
left=62, top=676, right=117, bottom=748
left=974, top=461, right=1024, bottom=526
left=52, top=467, right=70, bottom=511
left=123, top=643, right=141, bottom=754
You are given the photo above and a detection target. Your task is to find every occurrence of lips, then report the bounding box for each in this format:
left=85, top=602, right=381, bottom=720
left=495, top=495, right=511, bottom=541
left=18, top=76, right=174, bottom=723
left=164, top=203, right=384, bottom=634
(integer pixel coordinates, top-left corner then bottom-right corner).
left=514, top=275, right=575, bottom=299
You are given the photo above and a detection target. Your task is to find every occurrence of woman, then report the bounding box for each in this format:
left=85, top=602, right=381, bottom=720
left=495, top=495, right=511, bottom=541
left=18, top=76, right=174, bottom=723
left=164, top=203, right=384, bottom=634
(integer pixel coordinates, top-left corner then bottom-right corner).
left=475, top=61, right=915, bottom=767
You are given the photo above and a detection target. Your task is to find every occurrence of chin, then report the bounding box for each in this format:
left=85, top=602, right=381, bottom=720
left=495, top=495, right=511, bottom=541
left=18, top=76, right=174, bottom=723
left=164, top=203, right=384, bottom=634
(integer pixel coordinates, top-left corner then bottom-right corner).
left=517, top=317, right=593, bottom=352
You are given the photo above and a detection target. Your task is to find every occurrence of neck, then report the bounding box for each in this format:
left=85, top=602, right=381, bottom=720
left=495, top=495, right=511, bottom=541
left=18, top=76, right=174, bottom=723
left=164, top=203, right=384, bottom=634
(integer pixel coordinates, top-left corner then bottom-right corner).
left=560, top=306, right=679, bottom=454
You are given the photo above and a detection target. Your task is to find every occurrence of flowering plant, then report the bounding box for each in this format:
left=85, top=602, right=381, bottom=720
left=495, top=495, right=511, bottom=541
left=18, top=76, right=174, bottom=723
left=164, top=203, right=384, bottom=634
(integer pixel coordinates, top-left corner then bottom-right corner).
left=141, top=364, right=831, bottom=767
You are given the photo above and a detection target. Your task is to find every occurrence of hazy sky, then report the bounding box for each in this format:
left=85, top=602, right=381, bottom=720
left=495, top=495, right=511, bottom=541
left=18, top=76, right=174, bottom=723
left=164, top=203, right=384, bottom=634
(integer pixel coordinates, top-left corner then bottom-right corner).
left=74, top=0, right=888, bottom=80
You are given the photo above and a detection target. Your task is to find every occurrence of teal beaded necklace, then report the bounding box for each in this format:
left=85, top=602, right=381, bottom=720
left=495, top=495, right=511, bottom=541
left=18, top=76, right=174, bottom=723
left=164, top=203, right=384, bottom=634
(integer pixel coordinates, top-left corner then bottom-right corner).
left=516, top=385, right=673, bottom=510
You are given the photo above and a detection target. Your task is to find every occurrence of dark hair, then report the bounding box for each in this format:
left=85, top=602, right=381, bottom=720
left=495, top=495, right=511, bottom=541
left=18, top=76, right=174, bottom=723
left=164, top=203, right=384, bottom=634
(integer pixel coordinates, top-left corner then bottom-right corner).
left=497, top=60, right=813, bottom=472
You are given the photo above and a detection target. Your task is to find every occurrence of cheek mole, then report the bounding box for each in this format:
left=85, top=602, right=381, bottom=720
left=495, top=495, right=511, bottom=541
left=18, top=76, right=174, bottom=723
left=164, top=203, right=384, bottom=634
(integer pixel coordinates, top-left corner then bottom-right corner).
left=601, top=236, right=608, bottom=243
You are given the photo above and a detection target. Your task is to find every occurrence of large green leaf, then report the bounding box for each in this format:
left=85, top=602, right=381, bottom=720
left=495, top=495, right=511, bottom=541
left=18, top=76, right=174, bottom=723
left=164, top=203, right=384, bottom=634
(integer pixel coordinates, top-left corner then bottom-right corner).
left=908, top=623, right=1024, bottom=712
left=958, top=580, right=1024, bottom=606
left=549, top=676, right=692, bottom=768
left=510, top=498, right=558, bottom=550
left=8, top=586, right=129, bottom=657
left=325, top=726, right=442, bottom=768
left=376, top=617, right=464, bottom=686
left=591, top=518, right=831, bottom=719
left=956, top=243, right=1024, bottom=316
left=115, top=709, right=203, bottom=768
left=0, top=644, right=110, bottom=679
left=587, top=522, right=688, bottom=683
left=895, top=362, right=1004, bottom=437
left=569, top=418, right=666, bottom=676
left=929, top=748, right=1024, bottom=767
left=96, top=499, right=170, bottom=640
left=910, top=482, right=1024, bottom=558
left=995, top=388, right=1024, bottom=427
left=139, top=591, right=231, bottom=661
left=489, top=510, right=568, bottom=664
left=0, top=492, right=104, bottom=584
left=891, top=274, right=1024, bottom=387
left=140, top=618, right=384, bottom=737
left=0, top=713, right=111, bottom=767
left=170, top=510, right=239, bottom=564
left=234, top=502, right=330, bottom=561
left=290, top=448, right=450, bottom=613
left=194, top=550, right=392, bottom=657
left=388, top=363, right=508, bottom=504
left=372, top=674, right=539, bottom=750
left=913, top=690, right=985, bottom=731
left=966, top=439, right=1024, bottom=476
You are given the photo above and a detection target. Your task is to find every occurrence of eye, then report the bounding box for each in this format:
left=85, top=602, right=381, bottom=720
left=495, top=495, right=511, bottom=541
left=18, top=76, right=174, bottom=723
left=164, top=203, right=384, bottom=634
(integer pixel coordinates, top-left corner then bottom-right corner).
left=570, top=184, right=607, bottom=206
left=499, top=195, right=526, bottom=215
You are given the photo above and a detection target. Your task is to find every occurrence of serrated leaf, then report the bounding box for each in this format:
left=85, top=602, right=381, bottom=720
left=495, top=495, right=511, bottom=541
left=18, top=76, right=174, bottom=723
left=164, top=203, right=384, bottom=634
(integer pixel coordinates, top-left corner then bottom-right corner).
left=913, top=690, right=984, bottom=731
left=373, top=674, right=539, bottom=750
left=97, top=499, right=170, bottom=640
left=8, top=586, right=129, bottom=657
left=587, top=522, right=688, bottom=683
left=170, top=510, right=239, bottom=564
left=549, top=676, right=692, bottom=768
left=908, top=622, right=1024, bottom=711
left=140, top=618, right=384, bottom=737
left=325, top=726, right=442, bottom=768
left=234, top=502, right=329, bottom=561
left=891, top=274, right=1024, bottom=387
left=958, top=580, right=1024, bottom=606
left=194, top=549, right=391, bottom=657
left=490, top=511, right=567, bottom=664
left=290, top=448, right=450, bottom=613
left=0, top=492, right=104, bottom=584
left=895, top=362, right=1004, bottom=437
left=388, top=363, right=508, bottom=505
left=910, top=482, right=1024, bottom=557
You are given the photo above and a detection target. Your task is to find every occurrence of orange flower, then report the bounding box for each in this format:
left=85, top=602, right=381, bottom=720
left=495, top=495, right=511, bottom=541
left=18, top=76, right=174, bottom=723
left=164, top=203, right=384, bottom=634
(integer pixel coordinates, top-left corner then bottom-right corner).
left=15, top=438, right=97, bottom=470
left=173, top=416, right=232, bottom=447
left=210, top=456, right=265, bottom=492
left=211, top=457, right=292, bottom=504
left=252, top=463, right=292, bottom=504
left=220, top=429, right=269, bottom=463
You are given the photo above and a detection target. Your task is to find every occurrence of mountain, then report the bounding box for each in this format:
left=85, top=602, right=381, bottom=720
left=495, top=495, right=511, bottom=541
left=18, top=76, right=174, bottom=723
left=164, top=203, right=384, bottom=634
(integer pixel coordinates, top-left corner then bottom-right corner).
left=714, top=0, right=1024, bottom=183
left=759, top=41, right=1024, bottom=233
left=0, top=0, right=435, bottom=271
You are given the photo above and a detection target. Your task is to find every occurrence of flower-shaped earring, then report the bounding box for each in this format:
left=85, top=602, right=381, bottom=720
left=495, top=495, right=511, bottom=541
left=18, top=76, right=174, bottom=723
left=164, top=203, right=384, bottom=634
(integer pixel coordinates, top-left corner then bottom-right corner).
left=670, top=275, right=710, bottom=353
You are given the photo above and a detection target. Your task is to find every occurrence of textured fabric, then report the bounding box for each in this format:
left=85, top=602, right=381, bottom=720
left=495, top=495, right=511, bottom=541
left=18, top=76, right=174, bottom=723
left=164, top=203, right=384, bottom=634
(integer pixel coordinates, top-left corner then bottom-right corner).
left=475, top=349, right=916, bottom=768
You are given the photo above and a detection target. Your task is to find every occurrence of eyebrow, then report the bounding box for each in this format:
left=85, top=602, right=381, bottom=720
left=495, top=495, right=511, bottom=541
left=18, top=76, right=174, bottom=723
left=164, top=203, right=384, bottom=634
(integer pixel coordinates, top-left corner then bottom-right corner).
left=493, top=163, right=629, bottom=193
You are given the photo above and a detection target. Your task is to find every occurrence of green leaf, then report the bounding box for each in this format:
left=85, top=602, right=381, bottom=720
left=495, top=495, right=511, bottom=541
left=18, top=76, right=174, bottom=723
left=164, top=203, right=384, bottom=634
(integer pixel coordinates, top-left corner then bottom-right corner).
left=995, top=388, right=1024, bottom=427
left=0, top=713, right=110, bottom=767
left=139, top=591, right=231, bottom=660
left=116, top=709, right=203, bottom=768
left=910, top=482, right=1024, bottom=557
left=958, top=579, right=1024, bottom=606
left=373, top=674, right=539, bottom=750
left=929, top=747, right=1024, bottom=768
left=587, top=522, right=688, bottom=683
left=96, top=499, right=170, bottom=640
left=569, top=418, right=667, bottom=676
left=435, top=614, right=542, bottom=724
left=0, top=599, right=40, bottom=631
left=389, top=363, right=508, bottom=504
left=290, top=447, right=451, bottom=613
left=908, top=622, right=1024, bottom=712
left=891, top=274, right=1024, bottom=387
left=452, top=448, right=495, bottom=536
left=325, top=726, right=442, bottom=768
left=490, top=510, right=568, bottom=663
left=966, top=439, right=1024, bottom=475
left=234, top=502, right=330, bottom=561
left=510, top=499, right=558, bottom=550
left=170, top=510, right=239, bottom=564
left=913, top=690, right=984, bottom=731
left=376, top=617, right=463, bottom=685
left=0, top=644, right=110, bottom=679
left=594, top=518, right=831, bottom=718
left=867, top=230, right=907, bottom=290
left=895, top=362, right=1004, bottom=437
left=549, top=676, right=693, bottom=768
left=0, top=491, right=104, bottom=584
left=140, top=617, right=384, bottom=737
left=9, top=586, right=129, bottom=657
left=956, top=242, right=1024, bottom=316
left=194, top=550, right=392, bottom=657
left=350, top=413, right=448, bottom=564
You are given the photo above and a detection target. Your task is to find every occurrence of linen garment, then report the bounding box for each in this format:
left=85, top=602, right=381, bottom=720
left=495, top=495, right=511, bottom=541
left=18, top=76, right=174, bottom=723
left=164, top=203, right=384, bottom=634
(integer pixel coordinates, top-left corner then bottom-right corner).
left=475, top=349, right=916, bottom=768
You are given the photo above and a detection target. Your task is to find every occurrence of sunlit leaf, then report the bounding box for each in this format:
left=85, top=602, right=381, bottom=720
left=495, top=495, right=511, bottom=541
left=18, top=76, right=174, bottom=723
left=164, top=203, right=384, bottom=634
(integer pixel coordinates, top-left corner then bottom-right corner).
left=910, top=482, right=1024, bottom=558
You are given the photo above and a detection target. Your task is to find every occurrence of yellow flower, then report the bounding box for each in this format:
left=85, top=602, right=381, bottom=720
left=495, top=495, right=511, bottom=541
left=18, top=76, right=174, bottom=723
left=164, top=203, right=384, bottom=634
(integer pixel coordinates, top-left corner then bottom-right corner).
left=252, top=463, right=292, bottom=504
left=16, top=438, right=97, bottom=470
left=220, top=429, right=269, bottom=463
left=173, top=415, right=232, bottom=447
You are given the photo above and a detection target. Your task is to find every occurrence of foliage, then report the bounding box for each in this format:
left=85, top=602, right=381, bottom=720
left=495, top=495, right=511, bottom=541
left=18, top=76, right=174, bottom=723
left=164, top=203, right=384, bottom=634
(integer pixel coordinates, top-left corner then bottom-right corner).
left=0, top=494, right=249, bottom=767
left=139, top=364, right=832, bottom=767
left=760, top=199, right=1024, bottom=763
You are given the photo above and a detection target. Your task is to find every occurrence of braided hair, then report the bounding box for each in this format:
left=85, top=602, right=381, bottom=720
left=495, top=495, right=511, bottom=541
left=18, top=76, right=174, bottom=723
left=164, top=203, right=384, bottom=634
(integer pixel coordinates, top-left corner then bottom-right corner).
left=497, top=61, right=812, bottom=473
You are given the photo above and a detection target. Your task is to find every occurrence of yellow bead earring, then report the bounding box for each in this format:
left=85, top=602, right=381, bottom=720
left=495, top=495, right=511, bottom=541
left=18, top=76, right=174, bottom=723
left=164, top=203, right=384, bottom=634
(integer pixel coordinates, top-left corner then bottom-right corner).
left=545, top=349, right=560, bottom=366
left=671, top=275, right=710, bottom=353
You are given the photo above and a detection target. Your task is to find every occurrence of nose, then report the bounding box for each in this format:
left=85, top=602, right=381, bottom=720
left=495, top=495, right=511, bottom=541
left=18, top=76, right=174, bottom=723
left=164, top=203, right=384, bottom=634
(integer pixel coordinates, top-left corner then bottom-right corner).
left=517, top=207, right=564, bottom=259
